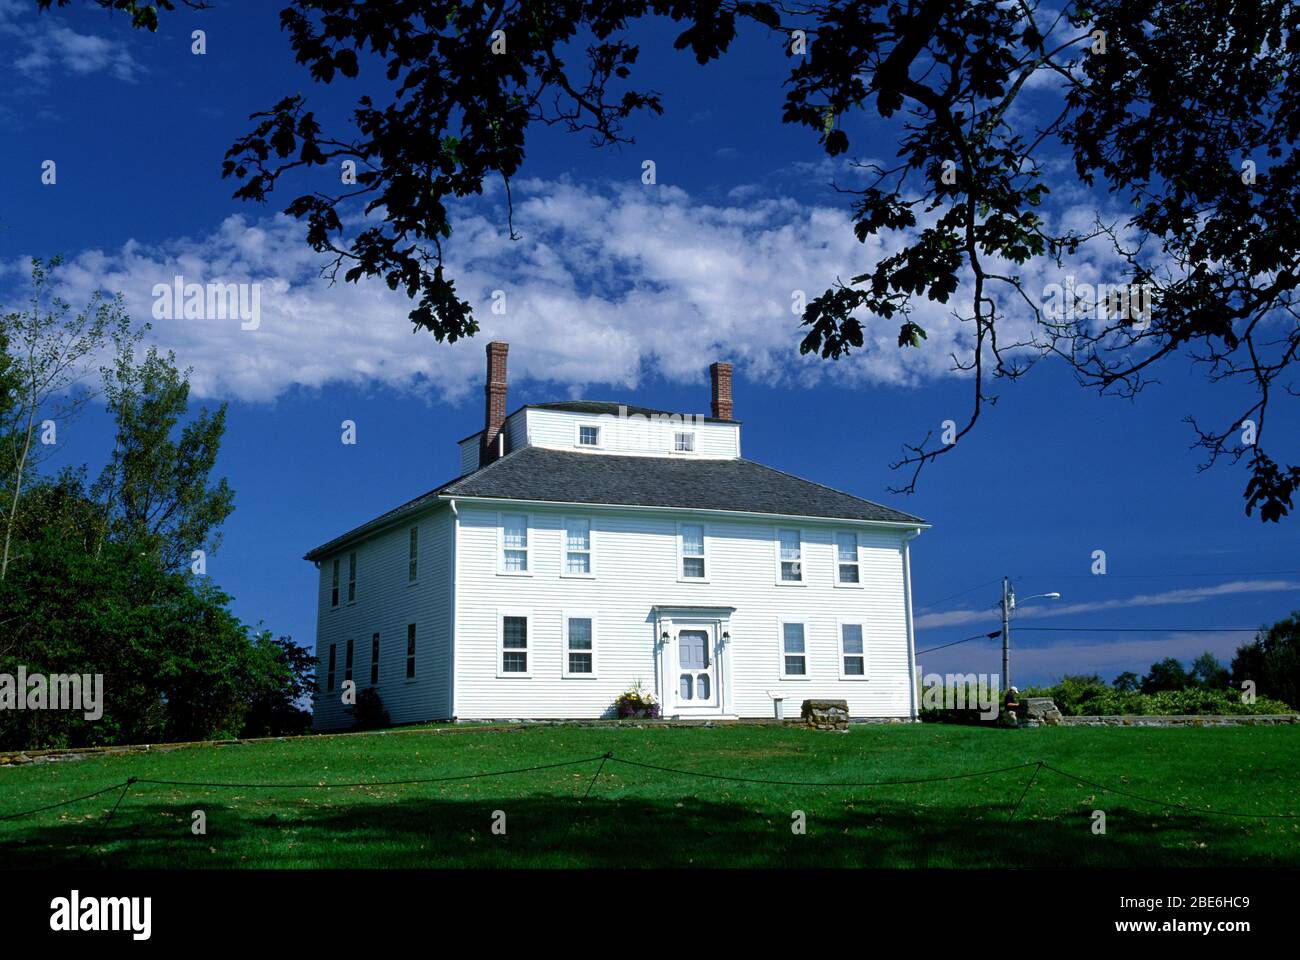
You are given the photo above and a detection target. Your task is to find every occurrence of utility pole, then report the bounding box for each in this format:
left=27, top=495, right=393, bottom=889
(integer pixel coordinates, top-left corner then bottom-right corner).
left=1001, top=576, right=1013, bottom=694
left=999, top=579, right=1060, bottom=698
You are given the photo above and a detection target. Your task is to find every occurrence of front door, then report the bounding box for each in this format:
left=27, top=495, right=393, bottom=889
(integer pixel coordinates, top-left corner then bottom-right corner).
left=676, top=628, right=718, bottom=710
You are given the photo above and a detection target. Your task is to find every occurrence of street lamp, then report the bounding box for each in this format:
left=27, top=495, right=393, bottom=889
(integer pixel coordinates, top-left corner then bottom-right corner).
left=1000, top=578, right=1060, bottom=695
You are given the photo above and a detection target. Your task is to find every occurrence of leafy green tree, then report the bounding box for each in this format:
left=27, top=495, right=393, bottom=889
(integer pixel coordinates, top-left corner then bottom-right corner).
left=1141, top=657, right=1191, bottom=695
left=1232, top=613, right=1300, bottom=714
left=44, top=0, right=1300, bottom=520
left=0, top=527, right=259, bottom=748
left=92, top=337, right=234, bottom=573
left=240, top=631, right=316, bottom=737
left=0, top=257, right=128, bottom=579
left=1111, top=671, right=1140, bottom=693
left=1189, top=651, right=1230, bottom=690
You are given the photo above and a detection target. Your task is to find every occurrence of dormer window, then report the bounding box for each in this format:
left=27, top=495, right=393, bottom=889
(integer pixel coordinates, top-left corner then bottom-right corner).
left=577, top=424, right=601, bottom=447
left=674, top=431, right=695, bottom=453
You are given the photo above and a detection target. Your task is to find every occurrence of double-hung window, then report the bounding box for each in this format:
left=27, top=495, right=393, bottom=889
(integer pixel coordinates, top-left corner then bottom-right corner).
left=577, top=424, right=601, bottom=447
left=780, top=621, right=808, bottom=678
left=564, top=613, right=595, bottom=677
left=408, top=527, right=419, bottom=582
left=500, top=614, right=530, bottom=676
left=330, top=558, right=340, bottom=607
left=680, top=523, right=706, bottom=580
left=840, top=622, right=866, bottom=677
left=778, top=529, right=803, bottom=583
left=326, top=644, right=336, bottom=691
left=674, top=431, right=695, bottom=453
left=347, top=551, right=357, bottom=601
left=345, top=638, right=354, bottom=684
left=501, top=514, right=529, bottom=573
left=406, top=624, right=417, bottom=679
left=563, top=517, right=592, bottom=576
left=370, top=633, right=380, bottom=685
left=835, top=532, right=861, bottom=585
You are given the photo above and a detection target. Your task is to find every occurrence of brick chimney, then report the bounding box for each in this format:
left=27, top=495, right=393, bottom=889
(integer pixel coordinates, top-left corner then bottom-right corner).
left=481, top=341, right=509, bottom=464
left=709, top=361, right=733, bottom=420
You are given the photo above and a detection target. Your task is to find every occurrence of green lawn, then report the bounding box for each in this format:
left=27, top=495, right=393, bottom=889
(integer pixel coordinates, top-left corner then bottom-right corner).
left=2, top=723, right=1298, bottom=868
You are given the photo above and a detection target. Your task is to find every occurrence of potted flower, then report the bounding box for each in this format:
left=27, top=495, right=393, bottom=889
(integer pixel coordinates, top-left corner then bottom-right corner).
left=614, top=680, right=661, bottom=719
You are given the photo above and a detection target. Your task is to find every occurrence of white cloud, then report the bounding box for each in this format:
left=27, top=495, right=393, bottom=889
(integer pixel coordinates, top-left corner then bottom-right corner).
left=917, top=630, right=1252, bottom=684
left=914, top=579, right=1300, bottom=630
left=3, top=177, right=1069, bottom=404
left=0, top=1, right=141, bottom=84
left=2, top=171, right=1144, bottom=405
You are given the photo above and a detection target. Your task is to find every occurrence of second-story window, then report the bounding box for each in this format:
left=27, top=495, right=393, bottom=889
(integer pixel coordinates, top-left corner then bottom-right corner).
left=835, top=532, right=860, bottom=584
left=408, top=527, right=418, bottom=582
left=577, top=424, right=600, bottom=447
left=347, top=551, right=357, bottom=601
left=680, top=523, right=706, bottom=579
left=674, top=431, right=695, bottom=452
left=502, top=514, right=529, bottom=572
left=778, top=529, right=802, bottom=582
left=564, top=517, right=592, bottom=575
left=330, top=558, right=340, bottom=607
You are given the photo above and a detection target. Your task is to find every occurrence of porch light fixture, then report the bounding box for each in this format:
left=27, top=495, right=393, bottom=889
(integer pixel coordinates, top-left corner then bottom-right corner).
left=661, top=631, right=669, bottom=642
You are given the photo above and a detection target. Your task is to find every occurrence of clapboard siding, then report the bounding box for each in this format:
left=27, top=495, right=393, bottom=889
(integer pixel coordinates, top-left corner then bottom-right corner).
left=458, top=436, right=479, bottom=475
left=312, top=507, right=453, bottom=731
left=523, top=409, right=739, bottom=458
left=452, top=504, right=915, bottom=720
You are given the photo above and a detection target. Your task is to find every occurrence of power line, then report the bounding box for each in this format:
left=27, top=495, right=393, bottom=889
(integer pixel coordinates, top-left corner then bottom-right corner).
left=1015, top=626, right=1262, bottom=633
left=916, top=631, right=1000, bottom=655
left=1013, top=571, right=1300, bottom=580
left=918, top=577, right=1002, bottom=609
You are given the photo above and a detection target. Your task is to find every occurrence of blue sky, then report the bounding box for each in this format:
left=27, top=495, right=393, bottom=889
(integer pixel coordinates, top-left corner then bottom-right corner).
left=1, top=1, right=1296, bottom=686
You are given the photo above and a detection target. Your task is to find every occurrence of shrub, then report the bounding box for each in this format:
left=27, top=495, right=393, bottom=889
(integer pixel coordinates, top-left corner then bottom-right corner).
left=352, top=688, right=391, bottom=730
left=614, top=681, right=660, bottom=719
left=1019, top=682, right=1293, bottom=716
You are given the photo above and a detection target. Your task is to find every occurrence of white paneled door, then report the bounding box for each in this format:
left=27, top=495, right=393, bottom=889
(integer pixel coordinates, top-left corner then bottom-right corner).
left=676, top=628, right=718, bottom=711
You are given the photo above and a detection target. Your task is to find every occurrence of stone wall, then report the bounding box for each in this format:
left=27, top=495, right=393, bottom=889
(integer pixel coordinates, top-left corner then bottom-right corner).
left=801, top=699, right=850, bottom=731
left=1056, top=714, right=1299, bottom=727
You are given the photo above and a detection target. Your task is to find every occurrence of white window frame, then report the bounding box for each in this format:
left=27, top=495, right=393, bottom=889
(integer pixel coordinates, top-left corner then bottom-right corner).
left=778, top=618, right=811, bottom=680
left=837, top=619, right=868, bottom=680
left=560, top=515, right=596, bottom=579
left=833, top=530, right=864, bottom=587
left=497, top=609, right=533, bottom=678
left=673, top=431, right=695, bottom=453
left=405, top=623, right=417, bottom=681
left=775, top=527, right=805, bottom=585
left=408, top=526, right=419, bottom=583
left=497, top=512, right=532, bottom=576
left=347, top=551, right=357, bottom=602
left=562, top=610, right=598, bottom=679
left=574, top=422, right=603, bottom=448
left=676, top=521, right=709, bottom=582
left=330, top=557, right=340, bottom=608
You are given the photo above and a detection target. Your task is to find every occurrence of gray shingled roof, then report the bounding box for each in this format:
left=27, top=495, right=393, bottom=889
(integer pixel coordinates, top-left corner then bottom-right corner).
left=443, top=446, right=926, bottom=524
left=305, top=446, right=925, bottom=560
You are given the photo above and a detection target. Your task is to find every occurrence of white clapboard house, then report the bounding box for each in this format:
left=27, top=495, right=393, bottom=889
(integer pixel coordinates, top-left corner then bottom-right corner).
left=307, top=342, right=928, bottom=728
